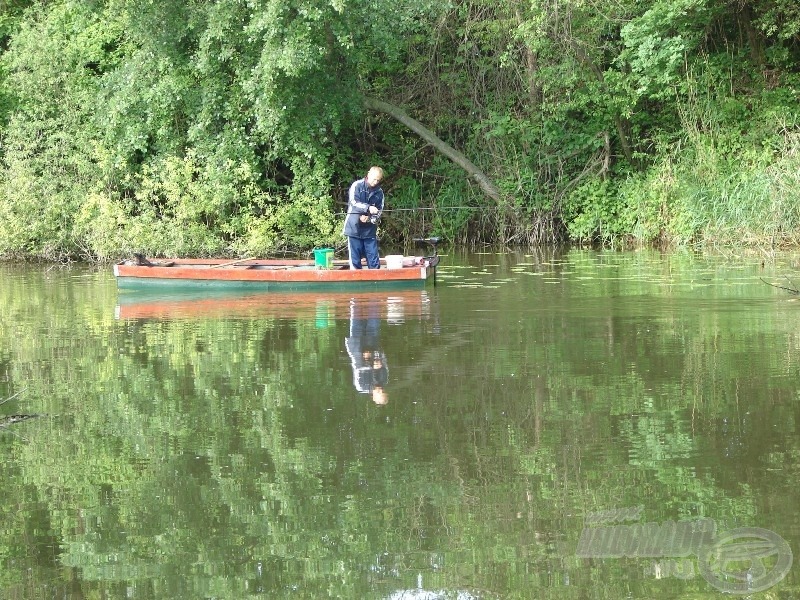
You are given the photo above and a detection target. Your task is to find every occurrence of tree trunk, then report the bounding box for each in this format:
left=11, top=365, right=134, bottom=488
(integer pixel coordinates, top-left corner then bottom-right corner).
left=514, top=8, right=542, bottom=108
left=739, top=4, right=765, bottom=69
left=363, top=97, right=502, bottom=202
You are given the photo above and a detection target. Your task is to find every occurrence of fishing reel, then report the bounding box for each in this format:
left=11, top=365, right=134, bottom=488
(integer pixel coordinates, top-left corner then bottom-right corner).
left=413, top=236, right=441, bottom=255
left=368, top=214, right=381, bottom=225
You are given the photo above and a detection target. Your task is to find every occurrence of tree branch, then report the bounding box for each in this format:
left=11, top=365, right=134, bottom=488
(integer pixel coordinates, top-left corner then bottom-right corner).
left=363, top=97, right=502, bottom=202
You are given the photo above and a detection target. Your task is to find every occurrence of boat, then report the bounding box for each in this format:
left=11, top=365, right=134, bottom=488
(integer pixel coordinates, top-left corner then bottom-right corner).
left=113, top=252, right=440, bottom=292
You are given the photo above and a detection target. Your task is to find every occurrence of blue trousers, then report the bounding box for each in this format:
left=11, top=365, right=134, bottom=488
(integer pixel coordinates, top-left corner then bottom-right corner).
left=347, top=236, right=380, bottom=269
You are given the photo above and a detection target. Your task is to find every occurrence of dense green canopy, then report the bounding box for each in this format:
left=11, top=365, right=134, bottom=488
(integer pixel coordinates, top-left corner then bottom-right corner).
left=0, top=0, right=798, bottom=259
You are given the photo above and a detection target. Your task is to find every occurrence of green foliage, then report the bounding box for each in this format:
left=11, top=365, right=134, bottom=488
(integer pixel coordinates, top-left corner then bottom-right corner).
left=0, top=0, right=441, bottom=259
left=0, top=2, right=106, bottom=260
left=607, top=51, right=800, bottom=249
left=232, top=194, right=340, bottom=255
left=562, top=179, right=635, bottom=244
left=613, top=129, right=800, bottom=249
left=619, top=0, right=712, bottom=101
left=77, top=154, right=339, bottom=258
left=1, top=0, right=800, bottom=257
left=755, top=0, right=800, bottom=40
left=616, top=164, right=677, bottom=246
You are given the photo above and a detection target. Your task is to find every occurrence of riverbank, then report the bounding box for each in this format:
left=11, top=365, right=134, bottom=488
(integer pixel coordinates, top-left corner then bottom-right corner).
left=1, top=130, right=799, bottom=263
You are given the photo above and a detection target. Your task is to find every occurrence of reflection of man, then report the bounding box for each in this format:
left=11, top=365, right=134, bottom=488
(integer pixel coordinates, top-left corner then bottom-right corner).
left=345, top=299, right=389, bottom=405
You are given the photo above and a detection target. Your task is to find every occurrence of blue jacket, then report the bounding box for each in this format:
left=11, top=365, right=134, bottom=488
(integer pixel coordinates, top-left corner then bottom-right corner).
left=342, top=178, right=384, bottom=239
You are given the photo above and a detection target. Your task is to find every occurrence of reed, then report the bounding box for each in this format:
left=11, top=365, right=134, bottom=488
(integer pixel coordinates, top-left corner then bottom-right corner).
left=670, top=132, right=800, bottom=248
left=615, top=68, right=800, bottom=250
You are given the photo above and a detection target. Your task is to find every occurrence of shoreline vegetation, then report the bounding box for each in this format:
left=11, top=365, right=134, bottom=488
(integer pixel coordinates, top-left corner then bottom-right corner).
left=0, top=0, right=798, bottom=262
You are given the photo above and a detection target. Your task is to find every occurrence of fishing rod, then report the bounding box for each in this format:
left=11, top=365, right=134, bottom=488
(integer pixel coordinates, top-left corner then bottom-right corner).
left=334, top=206, right=479, bottom=217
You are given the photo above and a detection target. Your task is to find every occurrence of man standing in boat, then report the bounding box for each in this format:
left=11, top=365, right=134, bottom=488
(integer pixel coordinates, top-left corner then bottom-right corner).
left=343, top=166, right=385, bottom=269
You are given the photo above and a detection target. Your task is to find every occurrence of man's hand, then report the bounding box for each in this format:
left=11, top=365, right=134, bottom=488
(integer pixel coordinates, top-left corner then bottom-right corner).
left=368, top=206, right=379, bottom=214
left=359, top=215, right=369, bottom=223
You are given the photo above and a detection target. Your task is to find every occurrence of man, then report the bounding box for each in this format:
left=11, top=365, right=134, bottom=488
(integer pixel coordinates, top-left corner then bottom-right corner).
left=343, top=166, right=385, bottom=269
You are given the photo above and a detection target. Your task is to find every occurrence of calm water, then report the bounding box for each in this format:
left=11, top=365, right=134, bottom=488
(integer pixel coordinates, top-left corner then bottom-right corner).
left=1, top=249, right=799, bottom=599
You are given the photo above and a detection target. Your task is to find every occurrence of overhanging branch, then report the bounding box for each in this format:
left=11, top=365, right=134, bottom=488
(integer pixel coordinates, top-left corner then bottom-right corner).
left=363, top=97, right=502, bottom=202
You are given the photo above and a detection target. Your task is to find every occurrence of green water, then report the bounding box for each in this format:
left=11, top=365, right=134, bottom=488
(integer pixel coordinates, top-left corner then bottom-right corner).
left=0, top=249, right=798, bottom=598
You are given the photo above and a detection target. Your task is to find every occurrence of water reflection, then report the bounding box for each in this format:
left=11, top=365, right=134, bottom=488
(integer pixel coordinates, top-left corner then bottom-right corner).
left=341, top=292, right=433, bottom=405
left=114, top=287, right=436, bottom=409
left=114, top=288, right=434, bottom=323
left=346, top=298, right=389, bottom=404
left=5, top=253, right=800, bottom=598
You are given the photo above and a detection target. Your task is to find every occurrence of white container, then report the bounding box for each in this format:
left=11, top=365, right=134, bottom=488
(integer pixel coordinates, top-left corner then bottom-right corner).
left=385, top=255, right=404, bottom=269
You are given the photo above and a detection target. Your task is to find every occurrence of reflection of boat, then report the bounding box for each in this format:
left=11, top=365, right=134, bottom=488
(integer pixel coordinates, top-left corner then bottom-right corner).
left=115, top=289, right=434, bottom=321
left=386, top=588, right=480, bottom=600
left=114, top=255, right=439, bottom=291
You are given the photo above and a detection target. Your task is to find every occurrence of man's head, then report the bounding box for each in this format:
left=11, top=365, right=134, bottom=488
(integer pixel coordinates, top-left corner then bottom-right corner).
left=372, top=386, right=388, bottom=405
left=366, top=166, right=384, bottom=188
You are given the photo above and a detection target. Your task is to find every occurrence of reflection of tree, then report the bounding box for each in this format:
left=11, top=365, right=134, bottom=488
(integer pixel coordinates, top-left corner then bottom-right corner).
left=2, top=257, right=800, bottom=598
